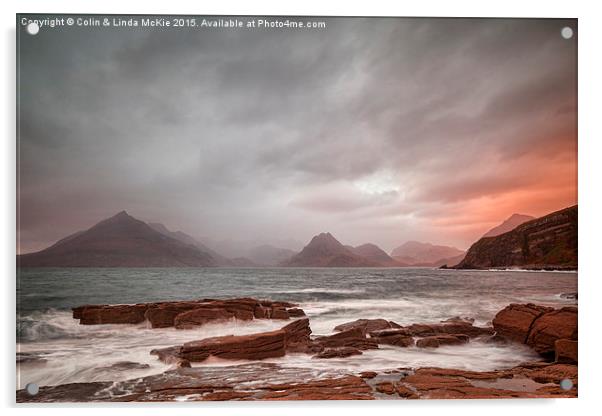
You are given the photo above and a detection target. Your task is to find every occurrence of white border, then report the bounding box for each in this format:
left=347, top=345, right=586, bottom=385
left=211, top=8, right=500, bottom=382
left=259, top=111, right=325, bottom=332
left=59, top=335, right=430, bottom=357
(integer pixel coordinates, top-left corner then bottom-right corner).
left=2, top=1, right=602, bottom=415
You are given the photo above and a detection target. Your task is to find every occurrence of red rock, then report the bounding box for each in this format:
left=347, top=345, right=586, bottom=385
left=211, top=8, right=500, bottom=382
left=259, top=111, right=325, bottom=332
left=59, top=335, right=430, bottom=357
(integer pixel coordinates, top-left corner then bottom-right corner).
left=402, top=373, right=472, bottom=390
left=145, top=302, right=202, bottom=328
left=287, top=308, right=306, bottom=317
left=313, top=347, right=363, bottom=359
left=373, top=335, right=415, bottom=347
left=492, top=303, right=553, bottom=343
left=416, top=334, right=469, bottom=348
left=202, top=391, right=254, bottom=401
left=72, top=298, right=305, bottom=328
left=526, top=307, right=577, bottom=356
left=181, top=331, right=285, bottom=362
left=405, top=322, right=492, bottom=338
left=555, top=339, right=578, bottom=364
left=177, top=318, right=312, bottom=362
left=270, top=308, right=290, bottom=320
left=261, top=300, right=296, bottom=309
left=282, top=318, right=312, bottom=348
left=173, top=308, right=234, bottom=329
left=253, top=305, right=268, bottom=319
left=227, top=308, right=255, bottom=320
left=375, top=381, right=396, bottom=395
left=215, top=298, right=258, bottom=320
left=314, top=327, right=379, bottom=350
left=334, top=319, right=399, bottom=335
left=394, top=383, right=419, bottom=399
left=510, top=362, right=577, bottom=385
left=368, top=328, right=414, bottom=347
left=76, top=304, right=149, bottom=325
left=368, top=328, right=411, bottom=337
left=17, top=360, right=578, bottom=402
left=260, top=375, right=374, bottom=400
left=359, top=371, right=377, bottom=379
left=413, top=368, right=511, bottom=380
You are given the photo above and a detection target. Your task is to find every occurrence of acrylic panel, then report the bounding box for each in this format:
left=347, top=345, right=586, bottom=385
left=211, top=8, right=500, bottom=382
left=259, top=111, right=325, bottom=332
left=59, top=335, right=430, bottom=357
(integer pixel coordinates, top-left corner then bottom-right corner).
left=16, top=15, right=577, bottom=402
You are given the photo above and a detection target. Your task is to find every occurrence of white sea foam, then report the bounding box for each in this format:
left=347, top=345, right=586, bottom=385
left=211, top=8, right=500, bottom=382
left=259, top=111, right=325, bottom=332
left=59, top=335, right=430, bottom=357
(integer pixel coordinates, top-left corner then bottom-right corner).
left=16, top=310, right=285, bottom=389
left=190, top=341, right=539, bottom=373
left=273, top=288, right=366, bottom=295
left=299, top=297, right=505, bottom=333
left=16, top=305, right=539, bottom=389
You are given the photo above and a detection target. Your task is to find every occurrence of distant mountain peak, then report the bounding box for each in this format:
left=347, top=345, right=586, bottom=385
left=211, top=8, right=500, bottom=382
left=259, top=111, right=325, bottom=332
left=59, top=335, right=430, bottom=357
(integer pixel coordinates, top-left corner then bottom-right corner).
left=100, top=210, right=135, bottom=224
left=307, top=232, right=343, bottom=251
left=390, top=240, right=464, bottom=266
left=283, top=232, right=379, bottom=267
left=314, top=232, right=336, bottom=240
left=18, top=211, right=217, bottom=267
left=508, top=213, right=532, bottom=220
left=355, top=243, right=378, bottom=250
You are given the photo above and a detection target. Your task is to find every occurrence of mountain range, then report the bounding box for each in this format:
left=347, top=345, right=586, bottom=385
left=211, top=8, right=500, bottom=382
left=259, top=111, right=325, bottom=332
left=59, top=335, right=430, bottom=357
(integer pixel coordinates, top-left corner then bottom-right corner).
left=18, top=206, right=577, bottom=270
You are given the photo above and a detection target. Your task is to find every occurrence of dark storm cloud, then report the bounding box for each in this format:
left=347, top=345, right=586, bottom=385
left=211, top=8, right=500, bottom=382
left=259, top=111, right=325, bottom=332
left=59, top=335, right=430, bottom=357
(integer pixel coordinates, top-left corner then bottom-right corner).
left=17, top=17, right=577, bottom=253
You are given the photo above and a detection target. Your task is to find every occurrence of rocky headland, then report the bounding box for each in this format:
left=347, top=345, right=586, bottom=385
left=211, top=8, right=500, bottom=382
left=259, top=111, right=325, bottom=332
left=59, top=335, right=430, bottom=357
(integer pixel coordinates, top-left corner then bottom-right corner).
left=455, top=205, right=577, bottom=270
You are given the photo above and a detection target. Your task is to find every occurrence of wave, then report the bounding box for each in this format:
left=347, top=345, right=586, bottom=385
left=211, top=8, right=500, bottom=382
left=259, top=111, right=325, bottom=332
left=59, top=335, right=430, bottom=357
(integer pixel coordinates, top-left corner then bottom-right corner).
left=190, top=340, right=540, bottom=374
left=273, top=287, right=366, bottom=295
left=17, top=310, right=81, bottom=342
left=16, top=313, right=288, bottom=389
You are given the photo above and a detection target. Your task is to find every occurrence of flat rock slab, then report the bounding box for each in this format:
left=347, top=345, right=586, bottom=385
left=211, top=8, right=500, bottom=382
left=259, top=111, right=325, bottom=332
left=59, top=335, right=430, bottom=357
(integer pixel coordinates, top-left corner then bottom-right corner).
left=416, top=334, right=469, bottom=348
left=17, top=361, right=577, bottom=402
left=394, top=363, right=577, bottom=399
left=72, top=298, right=303, bottom=329
left=154, top=318, right=312, bottom=363
left=17, top=363, right=373, bottom=402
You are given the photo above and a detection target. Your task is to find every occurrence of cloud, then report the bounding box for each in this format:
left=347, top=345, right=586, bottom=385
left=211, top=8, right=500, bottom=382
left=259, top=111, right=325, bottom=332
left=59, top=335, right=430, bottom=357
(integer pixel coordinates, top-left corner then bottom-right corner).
left=17, top=17, right=577, bottom=253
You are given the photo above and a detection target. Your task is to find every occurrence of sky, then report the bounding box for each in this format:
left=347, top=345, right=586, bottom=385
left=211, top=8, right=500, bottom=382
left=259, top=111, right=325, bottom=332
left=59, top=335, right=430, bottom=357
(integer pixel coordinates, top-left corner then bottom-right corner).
left=17, top=16, right=577, bottom=255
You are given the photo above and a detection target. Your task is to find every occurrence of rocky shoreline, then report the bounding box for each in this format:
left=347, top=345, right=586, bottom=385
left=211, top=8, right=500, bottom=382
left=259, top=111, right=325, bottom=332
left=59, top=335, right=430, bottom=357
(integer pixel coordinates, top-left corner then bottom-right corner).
left=17, top=298, right=578, bottom=402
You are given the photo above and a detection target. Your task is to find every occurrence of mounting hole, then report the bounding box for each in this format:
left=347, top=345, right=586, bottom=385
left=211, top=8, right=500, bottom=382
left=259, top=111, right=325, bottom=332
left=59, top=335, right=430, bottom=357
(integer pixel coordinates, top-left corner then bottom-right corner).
left=25, top=382, right=39, bottom=396
left=26, top=22, right=40, bottom=36
left=560, top=378, right=573, bottom=391
left=561, top=26, right=573, bottom=39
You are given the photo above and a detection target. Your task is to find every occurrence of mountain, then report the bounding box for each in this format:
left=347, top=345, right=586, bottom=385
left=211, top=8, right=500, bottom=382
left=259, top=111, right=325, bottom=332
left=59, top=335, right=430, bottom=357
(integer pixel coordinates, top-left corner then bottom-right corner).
left=483, top=214, right=535, bottom=238
left=349, top=243, right=404, bottom=267
left=455, top=205, right=577, bottom=270
left=18, top=211, right=217, bottom=267
left=148, top=222, right=231, bottom=266
left=282, top=233, right=380, bottom=267
left=390, top=241, right=465, bottom=266
left=246, top=245, right=296, bottom=266
left=148, top=222, right=198, bottom=246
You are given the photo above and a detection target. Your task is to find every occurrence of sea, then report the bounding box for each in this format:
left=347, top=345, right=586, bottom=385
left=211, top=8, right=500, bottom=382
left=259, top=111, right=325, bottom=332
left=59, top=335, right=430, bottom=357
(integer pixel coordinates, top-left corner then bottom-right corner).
left=16, top=267, right=578, bottom=389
